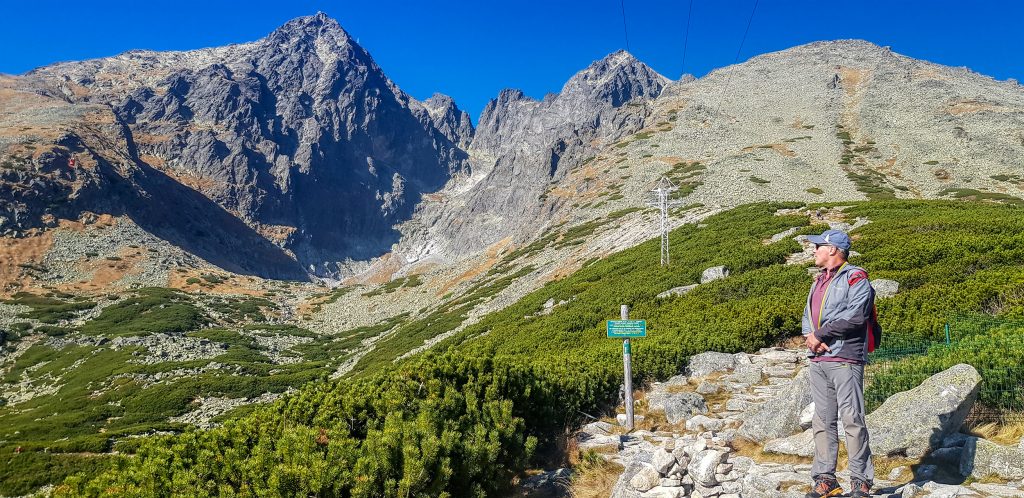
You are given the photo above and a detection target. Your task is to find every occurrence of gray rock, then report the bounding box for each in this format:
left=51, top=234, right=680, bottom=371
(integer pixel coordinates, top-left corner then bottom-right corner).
left=696, top=381, right=720, bottom=395
left=725, top=398, right=753, bottom=412
left=759, top=349, right=802, bottom=364
left=687, top=352, right=736, bottom=378
left=581, top=420, right=616, bottom=436
left=737, top=368, right=812, bottom=442
left=629, top=462, right=661, bottom=491
left=644, top=486, right=686, bottom=498
left=762, top=365, right=797, bottom=378
left=960, top=437, right=1024, bottom=480
left=687, top=449, right=727, bottom=487
left=653, top=448, right=677, bottom=474
left=577, top=433, right=622, bottom=453
left=798, top=402, right=814, bottom=429
left=700, top=266, right=729, bottom=284
left=722, top=363, right=762, bottom=384
left=658, top=284, right=699, bottom=299
left=763, top=429, right=815, bottom=457
left=919, top=481, right=980, bottom=497
left=518, top=468, right=572, bottom=494
left=610, top=459, right=649, bottom=498
left=692, top=483, right=723, bottom=497
left=970, top=482, right=1024, bottom=497
left=663, top=392, right=709, bottom=424
left=899, top=482, right=922, bottom=498
left=872, top=279, right=900, bottom=298
left=686, top=415, right=729, bottom=433
left=929, top=446, right=962, bottom=465
left=867, top=364, right=981, bottom=458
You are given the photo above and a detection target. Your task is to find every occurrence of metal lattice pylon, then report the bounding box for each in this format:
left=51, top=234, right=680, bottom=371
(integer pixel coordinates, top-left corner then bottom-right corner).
left=646, top=176, right=684, bottom=266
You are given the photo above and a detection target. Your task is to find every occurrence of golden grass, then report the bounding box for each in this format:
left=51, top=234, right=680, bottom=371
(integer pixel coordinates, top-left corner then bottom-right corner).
left=568, top=452, right=624, bottom=498
left=964, top=419, right=1024, bottom=446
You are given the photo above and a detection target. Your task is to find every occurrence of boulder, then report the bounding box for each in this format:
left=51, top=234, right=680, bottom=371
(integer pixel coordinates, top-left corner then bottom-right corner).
left=687, top=352, right=736, bottom=378
left=663, top=392, right=708, bottom=424
left=581, top=420, right=615, bottom=436
left=641, top=486, right=686, bottom=498
left=737, top=369, right=812, bottom=442
left=658, top=284, right=698, bottom=299
left=629, top=462, right=661, bottom=491
left=763, top=429, right=815, bottom=457
left=610, top=456, right=653, bottom=498
left=577, top=432, right=622, bottom=453
left=701, top=266, right=729, bottom=284
left=652, top=448, right=676, bottom=474
left=867, top=363, right=981, bottom=458
left=696, top=380, right=720, bottom=395
left=873, top=279, right=900, bottom=298
left=798, top=403, right=814, bottom=429
left=687, top=449, right=728, bottom=487
left=960, top=437, right=1024, bottom=480
left=686, top=415, right=729, bottom=432
left=722, top=363, right=762, bottom=385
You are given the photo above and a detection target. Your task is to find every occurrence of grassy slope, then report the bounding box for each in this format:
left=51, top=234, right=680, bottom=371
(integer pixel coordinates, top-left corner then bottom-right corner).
left=8, top=199, right=1024, bottom=495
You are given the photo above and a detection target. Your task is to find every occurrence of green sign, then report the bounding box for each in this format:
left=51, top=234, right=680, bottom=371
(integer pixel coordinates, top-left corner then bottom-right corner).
left=607, top=320, right=647, bottom=338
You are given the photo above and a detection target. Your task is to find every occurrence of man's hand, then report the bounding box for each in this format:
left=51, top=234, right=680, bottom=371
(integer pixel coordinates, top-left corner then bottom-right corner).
left=805, top=333, right=831, bottom=355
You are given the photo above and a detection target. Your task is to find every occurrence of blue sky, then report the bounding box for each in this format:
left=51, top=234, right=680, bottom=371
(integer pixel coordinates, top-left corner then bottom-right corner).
left=2, top=1, right=1022, bottom=122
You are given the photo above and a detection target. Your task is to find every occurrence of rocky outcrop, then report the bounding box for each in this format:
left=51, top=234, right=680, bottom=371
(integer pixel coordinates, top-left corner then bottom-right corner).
left=960, top=437, right=1024, bottom=481
left=867, top=363, right=981, bottom=458
left=737, top=368, right=812, bottom=442
left=591, top=349, right=1024, bottom=498
left=9, top=13, right=473, bottom=277
left=396, top=50, right=669, bottom=262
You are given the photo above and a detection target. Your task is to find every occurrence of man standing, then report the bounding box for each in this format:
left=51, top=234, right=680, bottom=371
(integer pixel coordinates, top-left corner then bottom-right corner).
left=801, top=229, right=875, bottom=498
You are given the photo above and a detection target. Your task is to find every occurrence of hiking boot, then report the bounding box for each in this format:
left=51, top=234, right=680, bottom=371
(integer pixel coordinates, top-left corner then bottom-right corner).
left=850, top=478, right=873, bottom=497
left=804, top=476, right=843, bottom=498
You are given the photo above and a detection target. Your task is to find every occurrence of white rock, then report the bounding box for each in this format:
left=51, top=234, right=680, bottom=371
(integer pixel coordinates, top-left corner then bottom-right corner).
left=630, top=462, right=661, bottom=491
left=653, top=448, right=677, bottom=474
left=687, top=449, right=727, bottom=487
left=798, top=402, right=814, bottom=429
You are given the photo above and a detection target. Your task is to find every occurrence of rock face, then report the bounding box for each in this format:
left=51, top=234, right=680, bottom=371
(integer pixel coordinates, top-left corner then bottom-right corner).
left=867, top=363, right=981, bottom=458
left=663, top=392, right=709, bottom=424
left=3, top=14, right=476, bottom=277
left=598, top=349, right=1024, bottom=498
left=687, top=351, right=737, bottom=378
left=960, top=437, right=1024, bottom=481
left=395, top=50, right=668, bottom=262
left=737, top=368, right=812, bottom=442
left=873, top=279, right=900, bottom=298
left=700, top=266, right=729, bottom=284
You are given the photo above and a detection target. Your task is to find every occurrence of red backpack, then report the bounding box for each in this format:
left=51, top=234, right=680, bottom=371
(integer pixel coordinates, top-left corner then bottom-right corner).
left=867, top=304, right=882, bottom=353
left=849, top=270, right=883, bottom=353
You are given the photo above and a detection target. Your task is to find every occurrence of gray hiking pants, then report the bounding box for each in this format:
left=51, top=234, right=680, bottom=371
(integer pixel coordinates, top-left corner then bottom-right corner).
left=809, top=361, right=874, bottom=484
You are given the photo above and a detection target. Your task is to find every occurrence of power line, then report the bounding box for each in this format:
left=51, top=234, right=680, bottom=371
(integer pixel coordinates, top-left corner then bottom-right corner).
left=732, top=0, right=759, bottom=65
left=680, top=0, right=693, bottom=77
left=620, top=0, right=631, bottom=53
left=698, top=0, right=759, bottom=159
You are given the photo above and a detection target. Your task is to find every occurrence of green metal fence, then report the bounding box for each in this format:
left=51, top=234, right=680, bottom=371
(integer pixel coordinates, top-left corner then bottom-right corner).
left=865, top=315, right=1024, bottom=424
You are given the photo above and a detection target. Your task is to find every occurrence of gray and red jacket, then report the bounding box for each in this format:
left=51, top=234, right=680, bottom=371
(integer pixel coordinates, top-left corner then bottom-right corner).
left=801, top=262, right=875, bottom=363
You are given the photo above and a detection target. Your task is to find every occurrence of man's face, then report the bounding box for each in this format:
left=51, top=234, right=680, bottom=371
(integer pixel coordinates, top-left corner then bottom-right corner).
left=813, top=243, right=833, bottom=267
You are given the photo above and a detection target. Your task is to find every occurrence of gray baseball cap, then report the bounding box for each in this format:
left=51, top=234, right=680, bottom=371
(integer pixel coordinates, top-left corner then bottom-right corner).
left=806, top=229, right=851, bottom=251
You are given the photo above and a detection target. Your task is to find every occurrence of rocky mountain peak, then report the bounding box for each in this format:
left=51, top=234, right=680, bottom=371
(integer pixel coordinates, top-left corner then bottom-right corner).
left=422, top=93, right=474, bottom=149
left=265, top=12, right=352, bottom=53
left=559, top=50, right=668, bottom=105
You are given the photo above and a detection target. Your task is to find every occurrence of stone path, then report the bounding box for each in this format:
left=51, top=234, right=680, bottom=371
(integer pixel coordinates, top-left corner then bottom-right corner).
left=574, top=348, right=1024, bottom=498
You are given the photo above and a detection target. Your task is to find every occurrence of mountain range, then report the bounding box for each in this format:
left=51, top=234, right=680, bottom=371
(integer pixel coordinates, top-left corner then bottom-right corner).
left=2, top=12, right=1023, bottom=286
